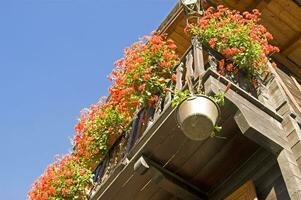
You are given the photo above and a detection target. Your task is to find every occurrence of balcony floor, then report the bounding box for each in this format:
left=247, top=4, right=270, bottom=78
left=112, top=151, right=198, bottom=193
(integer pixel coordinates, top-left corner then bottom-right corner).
left=91, top=100, right=283, bottom=199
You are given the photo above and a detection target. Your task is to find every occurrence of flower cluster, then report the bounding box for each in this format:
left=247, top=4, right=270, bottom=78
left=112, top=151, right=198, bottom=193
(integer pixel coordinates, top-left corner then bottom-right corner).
left=73, top=101, right=130, bottom=167
left=186, top=5, right=279, bottom=86
left=28, top=155, right=93, bottom=200
left=72, top=32, right=179, bottom=168
left=29, top=33, right=179, bottom=199
left=109, top=32, right=178, bottom=111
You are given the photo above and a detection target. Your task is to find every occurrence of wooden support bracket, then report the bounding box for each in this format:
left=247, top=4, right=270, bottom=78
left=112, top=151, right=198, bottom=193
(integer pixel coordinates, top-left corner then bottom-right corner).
left=134, top=156, right=208, bottom=200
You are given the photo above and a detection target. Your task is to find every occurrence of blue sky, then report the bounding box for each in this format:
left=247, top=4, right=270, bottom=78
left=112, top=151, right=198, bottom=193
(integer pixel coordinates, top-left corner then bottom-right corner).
left=0, top=0, right=176, bottom=199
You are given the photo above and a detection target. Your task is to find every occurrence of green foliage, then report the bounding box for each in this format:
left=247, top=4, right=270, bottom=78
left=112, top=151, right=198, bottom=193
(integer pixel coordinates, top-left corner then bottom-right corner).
left=172, top=89, right=190, bottom=107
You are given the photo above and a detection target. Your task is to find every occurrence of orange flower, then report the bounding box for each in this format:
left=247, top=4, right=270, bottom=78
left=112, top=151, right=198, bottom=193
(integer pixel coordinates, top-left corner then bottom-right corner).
left=133, top=73, right=140, bottom=80
left=138, top=85, right=145, bottom=91
left=172, top=73, right=177, bottom=82
left=208, top=38, right=216, bottom=48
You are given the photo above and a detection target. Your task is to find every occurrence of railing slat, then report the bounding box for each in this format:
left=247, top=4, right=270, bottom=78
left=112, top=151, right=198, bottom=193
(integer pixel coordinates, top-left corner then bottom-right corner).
left=176, top=62, right=184, bottom=91
left=193, top=38, right=205, bottom=93
left=185, top=50, right=194, bottom=95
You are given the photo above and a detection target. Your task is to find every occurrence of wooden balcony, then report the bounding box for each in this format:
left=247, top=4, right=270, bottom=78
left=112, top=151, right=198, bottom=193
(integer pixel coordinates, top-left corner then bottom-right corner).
left=86, top=35, right=301, bottom=199
left=87, top=1, right=301, bottom=199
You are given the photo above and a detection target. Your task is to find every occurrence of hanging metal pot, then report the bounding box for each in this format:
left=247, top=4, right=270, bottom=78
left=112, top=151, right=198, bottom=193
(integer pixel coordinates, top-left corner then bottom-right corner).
left=176, top=95, right=221, bottom=141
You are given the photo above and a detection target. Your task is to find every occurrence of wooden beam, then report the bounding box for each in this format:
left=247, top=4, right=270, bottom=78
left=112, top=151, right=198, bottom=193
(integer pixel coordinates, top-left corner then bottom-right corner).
left=134, top=156, right=208, bottom=200
left=246, top=0, right=265, bottom=10
left=273, top=54, right=301, bottom=80
left=209, top=148, right=272, bottom=199
left=233, top=109, right=284, bottom=155
left=291, top=76, right=301, bottom=94
left=277, top=149, right=301, bottom=199
left=282, top=35, right=301, bottom=56
left=202, top=72, right=287, bottom=154
left=267, top=62, right=301, bottom=117
left=202, top=69, right=283, bottom=122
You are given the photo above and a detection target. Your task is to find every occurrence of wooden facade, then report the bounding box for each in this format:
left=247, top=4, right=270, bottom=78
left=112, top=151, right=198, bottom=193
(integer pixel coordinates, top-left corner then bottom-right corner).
left=89, top=1, right=301, bottom=200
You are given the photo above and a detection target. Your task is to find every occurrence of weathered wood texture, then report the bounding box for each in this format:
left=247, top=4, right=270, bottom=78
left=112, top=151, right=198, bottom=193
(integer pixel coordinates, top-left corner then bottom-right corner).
left=277, top=149, right=301, bottom=199
left=203, top=73, right=286, bottom=152
left=210, top=147, right=292, bottom=200
left=90, top=71, right=301, bottom=200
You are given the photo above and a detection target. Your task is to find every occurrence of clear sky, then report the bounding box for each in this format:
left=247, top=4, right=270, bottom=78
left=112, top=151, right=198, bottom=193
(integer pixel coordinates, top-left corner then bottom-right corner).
left=0, top=0, right=176, bottom=199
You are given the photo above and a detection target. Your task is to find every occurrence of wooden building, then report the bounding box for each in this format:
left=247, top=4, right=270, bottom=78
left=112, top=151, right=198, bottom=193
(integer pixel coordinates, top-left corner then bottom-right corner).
left=88, top=1, right=301, bottom=199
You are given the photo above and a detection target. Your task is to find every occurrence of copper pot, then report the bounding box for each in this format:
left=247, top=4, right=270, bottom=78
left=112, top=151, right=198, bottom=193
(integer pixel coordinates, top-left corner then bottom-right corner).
left=177, top=95, right=220, bottom=141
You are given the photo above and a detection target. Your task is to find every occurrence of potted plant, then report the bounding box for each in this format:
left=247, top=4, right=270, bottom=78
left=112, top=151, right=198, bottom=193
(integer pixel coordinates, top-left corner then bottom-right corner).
left=185, top=5, right=279, bottom=95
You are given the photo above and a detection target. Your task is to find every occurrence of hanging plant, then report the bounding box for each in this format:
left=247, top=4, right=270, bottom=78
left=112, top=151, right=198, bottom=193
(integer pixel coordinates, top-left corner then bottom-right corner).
left=185, top=5, right=279, bottom=88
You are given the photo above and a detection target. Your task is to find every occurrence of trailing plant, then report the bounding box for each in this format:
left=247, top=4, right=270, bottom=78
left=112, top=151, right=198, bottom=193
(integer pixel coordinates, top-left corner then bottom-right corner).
left=109, top=32, right=179, bottom=111
left=209, top=91, right=225, bottom=106
left=29, top=33, right=179, bottom=199
left=28, top=155, right=93, bottom=200
left=172, top=89, right=226, bottom=139
left=185, top=5, right=279, bottom=87
left=73, top=101, right=131, bottom=168
left=171, top=90, right=190, bottom=107
left=72, top=32, right=179, bottom=168
left=172, top=89, right=225, bottom=107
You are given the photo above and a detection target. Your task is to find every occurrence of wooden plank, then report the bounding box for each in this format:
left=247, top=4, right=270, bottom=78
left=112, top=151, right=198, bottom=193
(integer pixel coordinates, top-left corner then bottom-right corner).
left=274, top=0, right=301, bottom=21
left=175, top=116, right=237, bottom=184
left=277, top=149, right=301, bottom=199
left=134, top=179, right=160, bottom=200
left=282, top=35, right=301, bottom=56
left=255, top=163, right=282, bottom=194
left=273, top=54, right=301, bottom=81
left=291, top=75, right=301, bottom=94
left=209, top=148, right=271, bottom=199
left=170, top=30, right=190, bottom=49
left=223, top=0, right=254, bottom=11
left=140, top=156, right=207, bottom=200
left=269, top=63, right=301, bottom=116
left=162, top=102, right=236, bottom=174
left=127, top=104, right=177, bottom=159
left=203, top=69, right=283, bottom=122
left=224, top=180, right=257, bottom=200
left=158, top=4, right=184, bottom=35
left=111, top=170, right=154, bottom=200
left=91, top=105, right=177, bottom=200
left=287, top=45, right=301, bottom=68
left=258, top=174, right=290, bottom=200
left=266, top=1, right=301, bottom=32
left=203, top=75, right=287, bottom=153
left=292, top=141, right=301, bottom=160
left=149, top=188, right=171, bottom=200
left=192, top=134, right=258, bottom=190
left=260, top=8, right=296, bottom=48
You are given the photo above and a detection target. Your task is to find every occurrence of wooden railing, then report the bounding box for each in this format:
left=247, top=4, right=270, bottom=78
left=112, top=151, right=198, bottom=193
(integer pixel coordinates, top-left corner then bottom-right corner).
left=87, top=37, right=282, bottom=198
